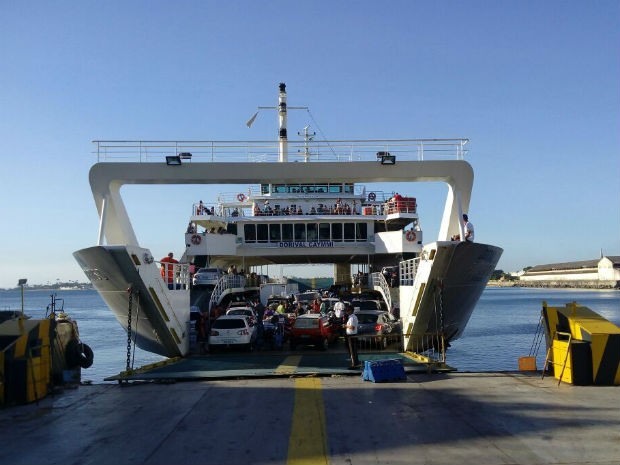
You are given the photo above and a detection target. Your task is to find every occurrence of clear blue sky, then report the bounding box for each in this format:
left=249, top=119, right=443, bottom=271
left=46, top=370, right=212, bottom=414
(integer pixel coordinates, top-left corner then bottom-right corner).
left=1, top=1, right=618, bottom=288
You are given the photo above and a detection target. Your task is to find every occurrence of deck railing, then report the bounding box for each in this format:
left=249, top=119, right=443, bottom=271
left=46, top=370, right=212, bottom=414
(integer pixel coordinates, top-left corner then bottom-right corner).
left=92, top=139, right=469, bottom=163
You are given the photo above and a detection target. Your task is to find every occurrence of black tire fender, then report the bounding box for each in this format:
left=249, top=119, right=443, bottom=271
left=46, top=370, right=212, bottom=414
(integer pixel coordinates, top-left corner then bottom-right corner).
left=65, top=339, right=94, bottom=369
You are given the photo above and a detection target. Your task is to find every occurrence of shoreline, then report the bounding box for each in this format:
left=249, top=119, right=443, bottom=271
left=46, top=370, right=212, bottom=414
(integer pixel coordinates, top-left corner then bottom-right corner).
left=487, top=280, right=619, bottom=290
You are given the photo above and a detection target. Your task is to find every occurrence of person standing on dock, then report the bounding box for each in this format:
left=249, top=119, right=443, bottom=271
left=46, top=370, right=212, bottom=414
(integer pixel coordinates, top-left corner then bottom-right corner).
left=344, top=305, right=360, bottom=369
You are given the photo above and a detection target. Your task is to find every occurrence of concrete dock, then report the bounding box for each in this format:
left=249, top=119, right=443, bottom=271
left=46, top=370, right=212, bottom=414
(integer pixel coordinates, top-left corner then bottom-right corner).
left=2, top=371, right=619, bottom=465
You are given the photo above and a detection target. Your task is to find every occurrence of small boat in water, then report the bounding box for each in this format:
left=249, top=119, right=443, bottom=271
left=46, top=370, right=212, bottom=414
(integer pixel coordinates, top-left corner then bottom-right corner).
left=74, top=83, right=502, bottom=358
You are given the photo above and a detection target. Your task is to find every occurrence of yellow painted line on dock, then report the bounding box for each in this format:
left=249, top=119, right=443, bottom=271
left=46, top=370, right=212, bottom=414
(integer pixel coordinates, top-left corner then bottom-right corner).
left=287, top=378, right=329, bottom=465
left=275, top=355, right=302, bottom=374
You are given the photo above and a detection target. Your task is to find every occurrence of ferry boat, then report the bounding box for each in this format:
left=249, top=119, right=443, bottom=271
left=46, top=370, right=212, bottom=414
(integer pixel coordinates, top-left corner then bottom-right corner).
left=73, top=83, right=502, bottom=358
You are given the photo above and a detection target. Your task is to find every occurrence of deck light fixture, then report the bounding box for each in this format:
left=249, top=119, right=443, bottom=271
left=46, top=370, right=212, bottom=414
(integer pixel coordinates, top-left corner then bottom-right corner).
left=377, top=151, right=396, bottom=165
left=166, top=155, right=182, bottom=165
left=166, top=152, right=192, bottom=165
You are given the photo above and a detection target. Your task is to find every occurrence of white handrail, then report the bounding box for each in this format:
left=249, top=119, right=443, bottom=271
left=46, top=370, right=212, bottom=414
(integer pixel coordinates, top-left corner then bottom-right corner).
left=93, top=139, right=469, bottom=163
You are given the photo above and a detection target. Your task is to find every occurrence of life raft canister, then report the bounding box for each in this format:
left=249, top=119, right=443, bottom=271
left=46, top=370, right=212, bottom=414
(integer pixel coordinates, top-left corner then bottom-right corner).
left=368, top=192, right=376, bottom=201
left=237, top=193, right=246, bottom=202
left=191, top=234, right=202, bottom=245
left=405, top=230, right=416, bottom=242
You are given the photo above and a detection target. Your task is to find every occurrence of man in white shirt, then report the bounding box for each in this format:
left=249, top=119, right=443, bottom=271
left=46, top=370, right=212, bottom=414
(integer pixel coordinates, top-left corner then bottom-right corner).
left=344, top=305, right=360, bottom=368
left=463, top=214, right=475, bottom=242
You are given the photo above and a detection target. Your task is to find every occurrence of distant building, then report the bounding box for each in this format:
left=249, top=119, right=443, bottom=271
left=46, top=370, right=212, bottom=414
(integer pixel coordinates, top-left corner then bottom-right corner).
left=520, top=256, right=620, bottom=288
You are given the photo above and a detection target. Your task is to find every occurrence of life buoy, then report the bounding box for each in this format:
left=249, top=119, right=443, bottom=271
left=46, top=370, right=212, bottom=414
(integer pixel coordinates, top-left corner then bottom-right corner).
left=368, top=192, right=376, bottom=201
left=237, top=193, right=246, bottom=202
left=405, top=230, right=416, bottom=242
left=191, top=234, right=202, bottom=245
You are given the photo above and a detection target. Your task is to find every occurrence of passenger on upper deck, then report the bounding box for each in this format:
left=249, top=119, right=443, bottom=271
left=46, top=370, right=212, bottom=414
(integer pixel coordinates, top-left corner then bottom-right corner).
left=264, top=201, right=273, bottom=215
left=197, top=200, right=205, bottom=215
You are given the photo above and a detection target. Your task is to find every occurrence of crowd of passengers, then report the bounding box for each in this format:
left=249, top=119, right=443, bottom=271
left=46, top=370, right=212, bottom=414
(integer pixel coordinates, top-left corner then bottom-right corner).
left=254, top=199, right=357, bottom=216
left=192, top=193, right=416, bottom=218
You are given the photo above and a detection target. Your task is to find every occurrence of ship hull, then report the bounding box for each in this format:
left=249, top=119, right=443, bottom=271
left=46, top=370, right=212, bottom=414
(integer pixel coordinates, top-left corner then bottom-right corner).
left=73, top=245, right=190, bottom=357
left=401, top=241, right=503, bottom=352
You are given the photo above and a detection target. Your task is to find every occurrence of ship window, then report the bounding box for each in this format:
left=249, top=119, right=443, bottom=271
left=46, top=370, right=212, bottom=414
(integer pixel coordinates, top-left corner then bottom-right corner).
left=332, top=223, right=343, bottom=241
left=294, top=223, right=306, bottom=241
left=244, top=224, right=256, bottom=243
left=282, top=224, right=293, bottom=241
left=260, top=184, right=270, bottom=195
left=307, top=223, right=318, bottom=241
left=343, top=183, right=354, bottom=194
left=269, top=224, right=281, bottom=242
left=316, top=184, right=327, bottom=193
left=343, top=223, right=355, bottom=242
left=257, top=224, right=268, bottom=242
left=355, top=223, right=367, bottom=241
left=318, top=223, right=330, bottom=240
left=329, top=185, right=341, bottom=194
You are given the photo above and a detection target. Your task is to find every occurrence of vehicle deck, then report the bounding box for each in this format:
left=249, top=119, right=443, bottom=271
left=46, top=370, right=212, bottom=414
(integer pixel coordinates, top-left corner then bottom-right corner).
left=106, top=346, right=450, bottom=382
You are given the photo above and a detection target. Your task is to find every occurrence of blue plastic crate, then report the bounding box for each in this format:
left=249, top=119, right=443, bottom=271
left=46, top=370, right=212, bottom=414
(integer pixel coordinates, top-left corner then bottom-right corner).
left=362, top=359, right=406, bottom=382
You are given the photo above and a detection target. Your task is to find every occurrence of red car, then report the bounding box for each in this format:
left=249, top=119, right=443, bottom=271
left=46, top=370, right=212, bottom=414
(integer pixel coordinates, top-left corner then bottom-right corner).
left=289, top=314, right=338, bottom=350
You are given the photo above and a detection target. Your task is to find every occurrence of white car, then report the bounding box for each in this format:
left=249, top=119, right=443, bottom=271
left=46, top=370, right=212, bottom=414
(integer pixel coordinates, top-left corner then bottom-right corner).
left=209, top=315, right=256, bottom=351
left=226, top=307, right=258, bottom=324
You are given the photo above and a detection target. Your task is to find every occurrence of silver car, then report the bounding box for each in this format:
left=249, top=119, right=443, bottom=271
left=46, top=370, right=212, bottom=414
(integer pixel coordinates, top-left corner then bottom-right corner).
left=192, top=267, right=224, bottom=286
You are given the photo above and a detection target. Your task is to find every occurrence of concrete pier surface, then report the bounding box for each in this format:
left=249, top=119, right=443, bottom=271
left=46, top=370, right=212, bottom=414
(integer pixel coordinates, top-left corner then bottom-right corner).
left=2, top=372, right=619, bottom=465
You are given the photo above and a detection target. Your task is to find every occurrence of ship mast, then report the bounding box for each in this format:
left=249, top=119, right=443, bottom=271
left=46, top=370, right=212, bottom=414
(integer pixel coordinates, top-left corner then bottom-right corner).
left=247, top=83, right=308, bottom=163
left=278, top=82, right=288, bottom=162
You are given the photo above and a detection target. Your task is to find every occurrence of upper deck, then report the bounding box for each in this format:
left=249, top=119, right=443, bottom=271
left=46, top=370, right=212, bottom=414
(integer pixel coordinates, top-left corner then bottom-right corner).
left=92, top=138, right=468, bottom=163
left=87, top=138, right=475, bottom=247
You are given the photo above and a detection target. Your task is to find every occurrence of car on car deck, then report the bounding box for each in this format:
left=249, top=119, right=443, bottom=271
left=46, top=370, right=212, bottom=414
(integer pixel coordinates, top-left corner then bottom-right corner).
left=355, top=310, right=403, bottom=350
left=226, top=306, right=258, bottom=325
left=289, top=313, right=338, bottom=351
left=351, top=299, right=388, bottom=312
left=209, top=315, right=256, bottom=351
left=192, top=267, right=225, bottom=287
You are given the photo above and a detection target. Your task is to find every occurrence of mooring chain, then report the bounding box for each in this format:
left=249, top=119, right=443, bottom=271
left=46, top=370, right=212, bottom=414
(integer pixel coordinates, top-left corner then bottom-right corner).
left=437, top=279, right=446, bottom=361
left=126, top=286, right=134, bottom=373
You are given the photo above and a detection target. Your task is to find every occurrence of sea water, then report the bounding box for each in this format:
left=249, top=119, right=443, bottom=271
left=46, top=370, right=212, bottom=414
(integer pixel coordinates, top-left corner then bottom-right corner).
left=1, top=287, right=618, bottom=383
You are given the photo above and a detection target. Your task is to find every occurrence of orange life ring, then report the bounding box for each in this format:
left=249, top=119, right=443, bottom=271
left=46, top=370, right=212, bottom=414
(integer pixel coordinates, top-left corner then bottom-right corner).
left=405, top=230, right=416, bottom=242
left=237, top=193, right=246, bottom=202
left=368, top=192, right=376, bottom=201
left=191, top=234, right=202, bottom=245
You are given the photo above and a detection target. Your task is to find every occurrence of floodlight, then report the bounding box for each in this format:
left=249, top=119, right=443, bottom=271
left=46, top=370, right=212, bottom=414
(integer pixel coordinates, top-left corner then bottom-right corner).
left=166, top=155, right=182, bottom=165
left=377, top=151, right=396, bottom=165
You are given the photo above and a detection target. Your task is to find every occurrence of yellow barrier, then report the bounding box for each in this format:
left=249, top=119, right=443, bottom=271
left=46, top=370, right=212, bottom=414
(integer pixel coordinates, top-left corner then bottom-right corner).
left=0, top=318, right=53, bottom=405
left=542, top=301, right=620, bottom=385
